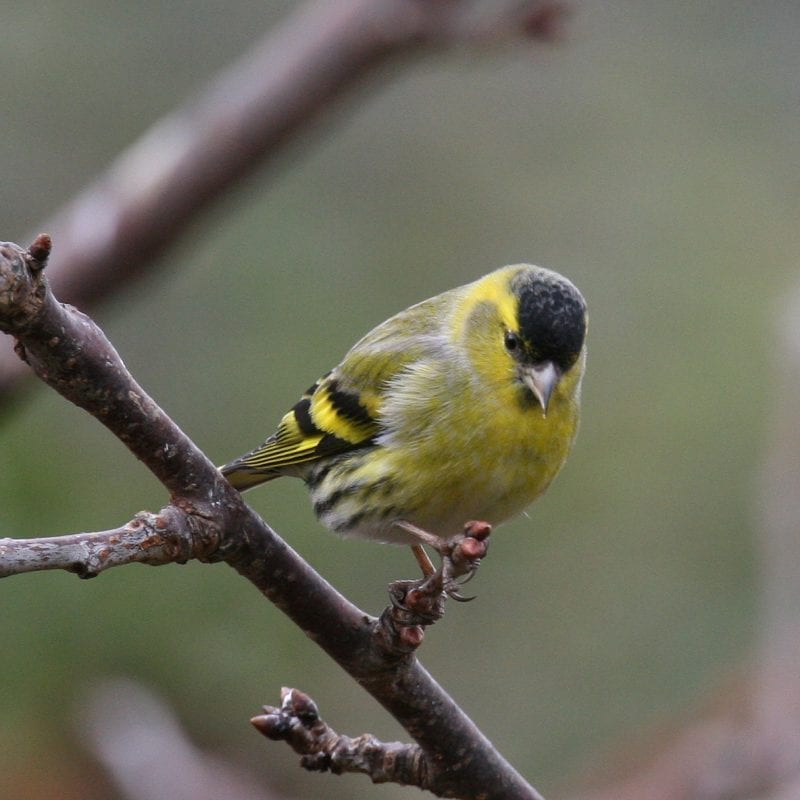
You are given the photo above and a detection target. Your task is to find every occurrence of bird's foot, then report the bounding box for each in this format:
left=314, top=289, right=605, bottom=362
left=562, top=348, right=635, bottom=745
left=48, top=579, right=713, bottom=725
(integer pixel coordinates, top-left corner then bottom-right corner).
left=378, top=521, right=492, bottom=653
left=439, top=519, right=492, bottom=600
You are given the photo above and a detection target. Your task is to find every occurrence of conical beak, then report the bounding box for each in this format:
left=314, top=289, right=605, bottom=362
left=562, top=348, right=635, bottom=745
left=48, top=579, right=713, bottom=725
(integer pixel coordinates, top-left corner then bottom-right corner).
left=522, top=361, right=560, bottom=415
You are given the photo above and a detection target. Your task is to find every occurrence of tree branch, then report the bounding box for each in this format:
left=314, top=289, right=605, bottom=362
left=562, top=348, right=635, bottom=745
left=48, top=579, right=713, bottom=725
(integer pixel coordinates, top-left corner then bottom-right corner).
left=0, top=509, right=195, bottom=579
left=252, top=687, right=428, bottom=789
left=0, top=0, right=565, bottom=402
left=0, top=235, right=544, bottom=799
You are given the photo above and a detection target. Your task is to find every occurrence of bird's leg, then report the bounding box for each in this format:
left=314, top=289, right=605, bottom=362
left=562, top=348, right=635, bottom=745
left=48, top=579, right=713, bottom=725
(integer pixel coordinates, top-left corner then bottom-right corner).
left=382, top=520, right=493, bottom=647
left=396, top=519, right=492, bottom=599
left=410, top=543, right=436, bottom=577
left=394, top=520, right=445, bottom=553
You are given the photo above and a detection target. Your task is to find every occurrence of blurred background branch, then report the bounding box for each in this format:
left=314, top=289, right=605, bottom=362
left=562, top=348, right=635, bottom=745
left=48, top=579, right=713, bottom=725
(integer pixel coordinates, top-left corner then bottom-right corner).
left=79, top=679, right=286, bottom=800
left=0, top=0, right=564, bottom=400
left=565, top=283, right=800, bottom=798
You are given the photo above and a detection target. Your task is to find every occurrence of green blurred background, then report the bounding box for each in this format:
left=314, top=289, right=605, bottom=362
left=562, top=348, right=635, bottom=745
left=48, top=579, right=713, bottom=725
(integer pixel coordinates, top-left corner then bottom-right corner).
left=2, top=2, right=799, bottom=797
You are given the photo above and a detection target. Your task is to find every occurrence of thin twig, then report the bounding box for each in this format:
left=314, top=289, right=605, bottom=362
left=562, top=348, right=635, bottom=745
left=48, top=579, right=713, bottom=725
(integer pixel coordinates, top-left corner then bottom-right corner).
left=252, top=687, right=428, bottom=788
left=0, top=509, right=196, bottom=579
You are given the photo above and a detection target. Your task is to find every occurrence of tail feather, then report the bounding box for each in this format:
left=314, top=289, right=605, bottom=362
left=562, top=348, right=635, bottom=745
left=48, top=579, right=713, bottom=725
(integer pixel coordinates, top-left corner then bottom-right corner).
left=219, top=461, right=280, bottom=491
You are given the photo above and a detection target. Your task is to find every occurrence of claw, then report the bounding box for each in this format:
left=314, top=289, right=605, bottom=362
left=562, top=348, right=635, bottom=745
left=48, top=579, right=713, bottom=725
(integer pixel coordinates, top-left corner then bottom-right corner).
left=442, top=560, right=481, bottom=601
left=383, top=519, right=493, bottom=638
left=455, top=565, right=479, bottom=586
left=445, top=586, right=477, bottom=602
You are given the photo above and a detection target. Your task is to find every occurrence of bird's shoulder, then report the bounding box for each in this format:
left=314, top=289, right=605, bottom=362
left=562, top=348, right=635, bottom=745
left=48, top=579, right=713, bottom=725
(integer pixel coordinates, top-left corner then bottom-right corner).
left=250, top=292, right=455, bottom=472
left=312, top=293, right=453, bottom=438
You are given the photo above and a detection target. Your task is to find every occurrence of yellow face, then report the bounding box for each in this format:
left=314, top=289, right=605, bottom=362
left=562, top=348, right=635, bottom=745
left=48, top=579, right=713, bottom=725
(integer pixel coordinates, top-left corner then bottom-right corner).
left=454, top=264, right=587, bottom=416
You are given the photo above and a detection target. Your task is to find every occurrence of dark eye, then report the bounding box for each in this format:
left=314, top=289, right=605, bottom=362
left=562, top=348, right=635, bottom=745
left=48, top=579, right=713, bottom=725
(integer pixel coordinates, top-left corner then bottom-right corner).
left=504, top=331, right=521, bottom=353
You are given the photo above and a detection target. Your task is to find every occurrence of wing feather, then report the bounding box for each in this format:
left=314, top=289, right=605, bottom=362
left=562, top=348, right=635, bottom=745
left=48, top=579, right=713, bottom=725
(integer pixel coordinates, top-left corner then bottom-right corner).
left=221, top=290, right=454, bottom=491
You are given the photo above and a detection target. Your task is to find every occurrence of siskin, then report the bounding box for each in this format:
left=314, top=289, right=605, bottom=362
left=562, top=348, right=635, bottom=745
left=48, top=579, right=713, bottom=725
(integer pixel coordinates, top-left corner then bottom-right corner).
left=221, top=264, right=587, bottom=565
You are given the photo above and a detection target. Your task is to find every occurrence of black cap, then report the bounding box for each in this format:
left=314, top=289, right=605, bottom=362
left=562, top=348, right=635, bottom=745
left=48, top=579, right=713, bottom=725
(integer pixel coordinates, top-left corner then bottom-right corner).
left=512, top=268, right=586, bottom=372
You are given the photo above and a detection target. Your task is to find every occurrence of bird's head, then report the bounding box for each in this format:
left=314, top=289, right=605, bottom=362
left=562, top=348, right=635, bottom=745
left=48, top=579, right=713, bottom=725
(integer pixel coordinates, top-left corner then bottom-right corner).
left=456, top=265, right=587, bottom=415
left=507, top=266, right=587, bottom=413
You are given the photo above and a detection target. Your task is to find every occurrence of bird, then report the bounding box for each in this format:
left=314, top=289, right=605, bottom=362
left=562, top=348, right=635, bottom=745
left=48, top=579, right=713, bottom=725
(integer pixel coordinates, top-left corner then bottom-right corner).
left=221, top=264, right=587, bottom=580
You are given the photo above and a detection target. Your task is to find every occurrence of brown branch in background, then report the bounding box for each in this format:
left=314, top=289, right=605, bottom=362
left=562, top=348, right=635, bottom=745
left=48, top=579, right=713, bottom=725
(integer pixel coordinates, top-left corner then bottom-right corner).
left=0, top=0, right=565, bottom=400
left=0, top=236, right=544, bottom=799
